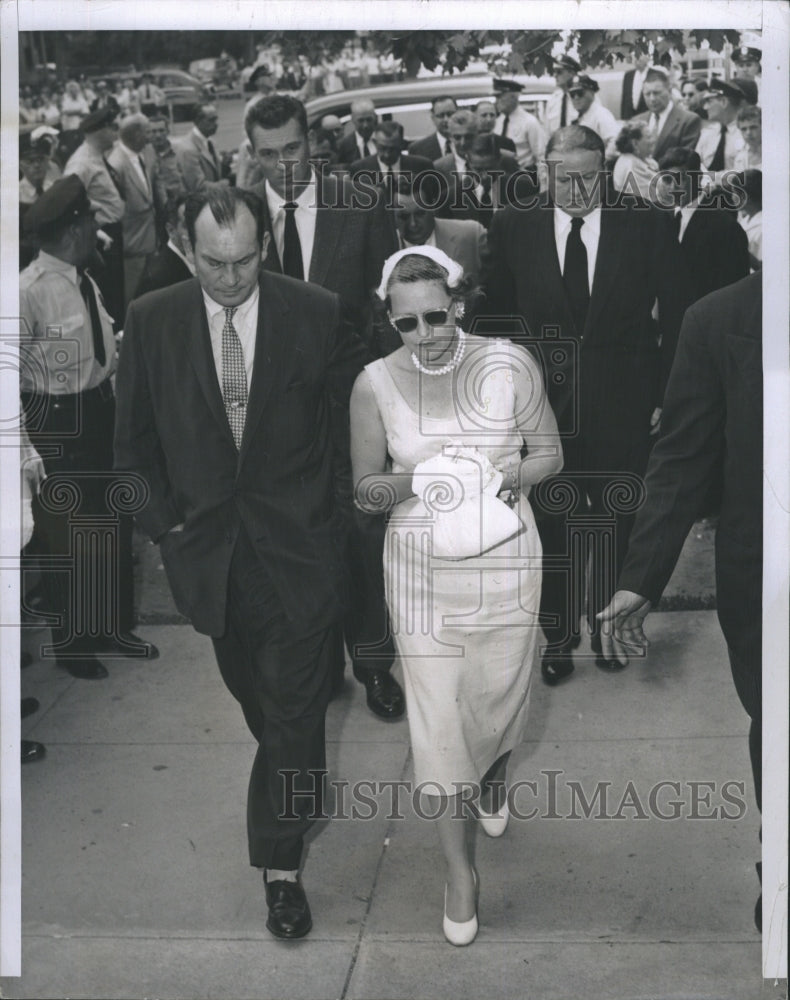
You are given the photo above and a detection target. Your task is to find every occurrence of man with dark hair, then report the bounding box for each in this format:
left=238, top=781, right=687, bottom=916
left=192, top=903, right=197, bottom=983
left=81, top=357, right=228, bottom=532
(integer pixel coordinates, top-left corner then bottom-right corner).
left=172, top=103, right=223, bottom=193
left=245, top=95, right=404, bottom=721
left=633, top=67, right=702, bottom=162
left=474, top=100, right=517, bottom=154
left=148, top=115, right=186, bottom=235
left=408, top=94, right=458, bottom=160
left=349, top=120, right=433, bottom=182
left=484, top=124, right=666, bottom=684
left=653, top=146, right=749, bottom=392
left=433, top=109, right=480, bottom=186
left=132, top=194, right=194, bottom=298
left=621, top=47, right=651, bottom=119
left=334, top=97, right=378, bottom=166
left=114, top=184, right=367, bottom=939
left=21, top=176, right=153, bottom=681
left=444, top=132, right=534, bottom=228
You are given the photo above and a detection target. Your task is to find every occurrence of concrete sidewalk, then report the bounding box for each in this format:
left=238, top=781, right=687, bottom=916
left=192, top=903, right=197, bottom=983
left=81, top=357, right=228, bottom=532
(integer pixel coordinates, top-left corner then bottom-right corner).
left=3, top=609, right=781, bottom=1000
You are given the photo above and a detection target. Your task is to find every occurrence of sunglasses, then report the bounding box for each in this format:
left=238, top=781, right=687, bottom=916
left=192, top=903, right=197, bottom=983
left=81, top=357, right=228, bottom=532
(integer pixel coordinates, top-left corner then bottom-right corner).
left=388, top=307, right=452, bottom=334
left=569, top=89, right=587, bottom=98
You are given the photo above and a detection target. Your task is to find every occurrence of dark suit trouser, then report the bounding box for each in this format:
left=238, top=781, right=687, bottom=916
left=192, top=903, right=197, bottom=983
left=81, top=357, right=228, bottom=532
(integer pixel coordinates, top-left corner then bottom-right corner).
left=535, top=468, right=645, bottom=652
left=22, top=387, right=135, bottom=661
left=342, top=509, right=394, bottom=678
left=212, top=528, right=335, bottom=869
left=727, top=643, right=761, bottom=812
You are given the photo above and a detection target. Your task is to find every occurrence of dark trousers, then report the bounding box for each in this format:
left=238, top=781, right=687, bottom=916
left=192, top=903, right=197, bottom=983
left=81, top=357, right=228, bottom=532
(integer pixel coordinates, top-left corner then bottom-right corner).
left=535, top=470, right=643, bottom=651
left=333, top=509, right=394, bottom=680
left=727, top=643, right=762, bottom=811
left=212, top=529, right=335, bottom=869
left=22, top=385, right=135, bottom=660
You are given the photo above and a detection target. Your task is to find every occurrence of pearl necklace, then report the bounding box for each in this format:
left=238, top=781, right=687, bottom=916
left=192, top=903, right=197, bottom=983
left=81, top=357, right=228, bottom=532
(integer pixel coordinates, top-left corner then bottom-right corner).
left=410, top=328, right=466, bottom=376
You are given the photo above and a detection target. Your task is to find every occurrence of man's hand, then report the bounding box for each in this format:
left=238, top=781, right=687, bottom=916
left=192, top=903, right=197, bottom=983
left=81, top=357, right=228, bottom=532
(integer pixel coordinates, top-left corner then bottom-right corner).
left=596, top=590, right=652, bottom=665
left=649, top=407, right=662, bottom=436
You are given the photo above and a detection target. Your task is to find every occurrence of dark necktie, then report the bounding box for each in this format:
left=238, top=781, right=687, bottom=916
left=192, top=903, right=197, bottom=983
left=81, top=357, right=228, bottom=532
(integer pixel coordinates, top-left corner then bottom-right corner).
left=34, top=181, right=44, bottom=198
left=444, top=137, right=452, bottom=156
left=709, top=123, right=727, bottom=172
left=479, top=174, right=493, bottom=207
left=672, top=209, right=683, bottom=243
left=138, top=155, right=149, bottom=193
left=207, top=139, right=218, bottom=173
left=282, top=202, right=304, bottom=280
left=560, top=92, right=568, bottom=127
left=221, top=307, right=247, bottom=450
left=362, top=139, right=371, bottom=157
left=563, top=217, right=589, bottom=336
left=79, top=271, right=107, bottom=367
left=500, top=114, right=510, bottom=138
left=146, top=84, right=151, bottom=98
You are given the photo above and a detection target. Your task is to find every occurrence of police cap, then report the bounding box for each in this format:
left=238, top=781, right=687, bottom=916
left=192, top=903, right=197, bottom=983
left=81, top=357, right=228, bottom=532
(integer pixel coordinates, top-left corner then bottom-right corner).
left=23, top=175, right=92, bottom=238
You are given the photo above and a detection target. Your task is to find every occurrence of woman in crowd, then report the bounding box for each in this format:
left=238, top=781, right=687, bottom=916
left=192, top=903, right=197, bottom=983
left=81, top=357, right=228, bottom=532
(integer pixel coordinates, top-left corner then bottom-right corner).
left=612, top=120, right=659, bottom=200
left=350, top=247, right=562, bottom=946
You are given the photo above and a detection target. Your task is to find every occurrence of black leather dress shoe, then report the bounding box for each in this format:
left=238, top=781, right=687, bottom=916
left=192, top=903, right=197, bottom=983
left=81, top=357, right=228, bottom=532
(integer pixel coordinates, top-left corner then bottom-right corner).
left=21, top=697, right=39, bottom=719
left=541, top=657, right=575, bottom=686
left=264, top=878, right=312, bottom=939
left=356, top=669, right=405, bottom=719
left=590, top=634, right=627, bottom=672
left=21, top=740, right=46, bottom=763
left=58, top=658, right=108, bottom=680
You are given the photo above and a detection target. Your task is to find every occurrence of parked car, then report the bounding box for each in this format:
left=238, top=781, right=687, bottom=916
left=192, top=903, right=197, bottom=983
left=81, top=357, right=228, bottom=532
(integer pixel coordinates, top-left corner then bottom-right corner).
left=305, top=70, right=624, bottom=143
left=85, top=68, right=213, bottom=121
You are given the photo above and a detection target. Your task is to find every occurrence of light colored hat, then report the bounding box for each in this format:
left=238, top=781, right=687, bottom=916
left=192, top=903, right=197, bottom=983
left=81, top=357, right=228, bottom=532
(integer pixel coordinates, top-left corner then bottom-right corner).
left=376, top=245, right=464, bottom=301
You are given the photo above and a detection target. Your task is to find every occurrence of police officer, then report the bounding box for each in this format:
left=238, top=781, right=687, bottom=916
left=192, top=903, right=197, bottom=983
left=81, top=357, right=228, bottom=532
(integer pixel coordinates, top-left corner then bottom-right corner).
left=19, top=130, right=61, bottom=268
left=64, top=106, right=127, bottom=329
left=20, top=176, right=158, bottom=679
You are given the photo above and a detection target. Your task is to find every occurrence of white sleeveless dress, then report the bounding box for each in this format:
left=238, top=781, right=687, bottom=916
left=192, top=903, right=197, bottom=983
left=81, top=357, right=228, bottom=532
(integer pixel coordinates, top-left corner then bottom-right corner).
left=365, top=339, right=543, bottom=796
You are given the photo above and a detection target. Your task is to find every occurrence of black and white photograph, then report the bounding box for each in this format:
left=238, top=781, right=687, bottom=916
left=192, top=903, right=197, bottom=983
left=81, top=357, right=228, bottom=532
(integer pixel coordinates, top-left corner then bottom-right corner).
left=0, top=1, right=787, bottom=997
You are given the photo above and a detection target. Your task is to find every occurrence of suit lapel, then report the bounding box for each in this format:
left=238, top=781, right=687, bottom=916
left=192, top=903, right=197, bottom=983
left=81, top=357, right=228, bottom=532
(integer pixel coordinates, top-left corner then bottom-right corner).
left=238, top=275, right=291, bottom=466
left=178, top=281, right=235, bottom=446
left=658, top=105, right=678, bottom=148
left=585, top=207, right=624, bottom=336
left=257, top=188, right=283, bottom=275
left=309, top=174, right=345, bottom=286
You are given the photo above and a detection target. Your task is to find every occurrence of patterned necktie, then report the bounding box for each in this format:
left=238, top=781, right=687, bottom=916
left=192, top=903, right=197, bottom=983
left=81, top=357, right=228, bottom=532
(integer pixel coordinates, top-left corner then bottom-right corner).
left=563, top=217, right=589, bottom=336
left=221, top=307, right=248, bottom=449
left=79, top=271, right=107, bottom=367
left=709, top=123, right=728, bottom=172
left=282, top=202, right=304, bottom=280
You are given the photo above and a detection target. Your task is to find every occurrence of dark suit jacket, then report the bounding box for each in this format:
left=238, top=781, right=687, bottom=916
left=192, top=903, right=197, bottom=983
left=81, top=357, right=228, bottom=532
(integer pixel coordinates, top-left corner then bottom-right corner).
left=348, top=152, right=434, bottom=182
left=618, top=272, right=762, bottom=665
left=250, top=173, right=397, bottom=332
left=133, top=244, right=193, bottom=299
left=491, top=133, right=517, bottom=155
left=114, top=273, right=367, bottom=636
left=336, top=131, right=370, bottom=167
left=408, top=132, right=447, bottom=161
left=443, top=158, right=537, bottom=227
left=656, top=203, right=749, bottom=396
left=621, top=69, right=649, bottom=119
left=634, top=103, right=703, bottom=162
left=484, top=193, right=663, bottom=472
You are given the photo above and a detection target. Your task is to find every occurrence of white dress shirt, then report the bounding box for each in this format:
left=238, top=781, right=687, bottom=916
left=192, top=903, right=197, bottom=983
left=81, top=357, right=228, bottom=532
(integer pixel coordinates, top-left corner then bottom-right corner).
left=264, top=177, right=318, bottom=280
left=695, top=119, right=745, bottom=173
left=554, top=205, right=601, bottom=291
left=576, top=99, right=620, bottom=145
left=495, top=105, right=546, bottom=168
left=203, top=284, right=259, bottom=389
left=355, top=133, right=376, bottom=159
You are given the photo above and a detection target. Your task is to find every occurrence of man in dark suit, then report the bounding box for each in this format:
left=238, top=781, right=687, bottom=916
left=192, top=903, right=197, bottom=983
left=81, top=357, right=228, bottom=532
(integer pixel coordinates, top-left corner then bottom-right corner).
left=654, top=147, right=749, bottom=396
left=132, top=194, right=193, bottom=299
left=334, top=98, right=378, bottom=167
left=474, top=100, right=517, bottom=155
left=597, top=273, right=762, bottom=927
left=349, top=120, right=433, bottom=183
left=408, top=94, right=458, bottom=161
left=446, top=133, right=536, bottom=228
left=633, top=67, right=702, bottom=162
left=246, top=94, right=404, bottom=721
left=484, top=124, right=664, bottom=684
left=114, top=185, right=366, bottom=939
left=620, top=48, right=651, bottom=119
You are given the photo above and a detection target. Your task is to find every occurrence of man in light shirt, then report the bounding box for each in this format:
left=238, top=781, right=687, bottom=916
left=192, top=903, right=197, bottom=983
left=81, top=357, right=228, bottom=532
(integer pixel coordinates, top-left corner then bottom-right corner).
left=492, top=78, right=546, bottom=173
left=566, top=74, right=620, bottom=151
left=545, top=54, right=580, bottom=135
left=696, top=78, right=747, bottom=181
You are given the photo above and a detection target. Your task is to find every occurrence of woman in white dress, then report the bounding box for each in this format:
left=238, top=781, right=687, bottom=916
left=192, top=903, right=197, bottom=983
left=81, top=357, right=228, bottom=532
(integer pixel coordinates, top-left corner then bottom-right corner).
left=350, top=247, right=562, bottom=945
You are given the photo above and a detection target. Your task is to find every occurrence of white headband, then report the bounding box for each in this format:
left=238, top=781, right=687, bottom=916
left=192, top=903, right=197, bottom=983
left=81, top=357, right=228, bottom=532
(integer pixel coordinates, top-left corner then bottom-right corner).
left=375, top=246, right=465, bottom=301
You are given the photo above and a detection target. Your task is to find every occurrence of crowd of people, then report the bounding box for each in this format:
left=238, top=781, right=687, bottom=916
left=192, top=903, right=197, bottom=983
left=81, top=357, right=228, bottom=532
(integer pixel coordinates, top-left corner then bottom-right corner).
left=17, top=43, right=765, bottom=944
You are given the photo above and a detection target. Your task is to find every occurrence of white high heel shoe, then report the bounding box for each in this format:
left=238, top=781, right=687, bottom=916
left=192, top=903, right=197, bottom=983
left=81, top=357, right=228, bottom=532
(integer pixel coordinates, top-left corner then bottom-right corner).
left=477, top=798, right=509, bottom=838
left=443, top=868, right=479, bottom=946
